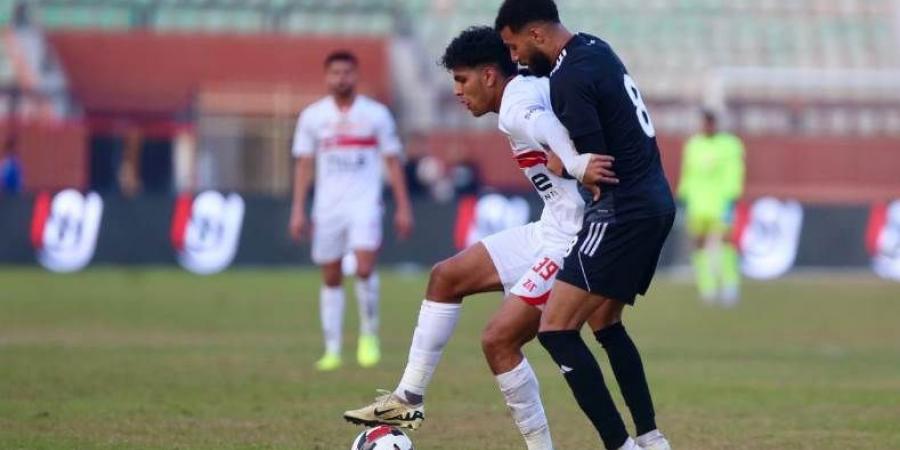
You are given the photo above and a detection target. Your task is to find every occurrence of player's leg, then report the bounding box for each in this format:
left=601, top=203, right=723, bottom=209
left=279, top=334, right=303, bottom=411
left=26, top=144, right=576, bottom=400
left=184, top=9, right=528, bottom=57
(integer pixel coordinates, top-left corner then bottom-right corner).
left=312, top=218, right=348, bottom=371
left=589, top=303, right=670, bottom=450
left=392, top=241, right=506, bottom=404
left=539, top=214, right=674, bottom=450
left=538, top=281, right=632, bottom=450
left=348, top=210, right=383, bottom=367
left=717, top=205, right=741, bottom=306
left=352, top=249, right=381, bottom=367
left=482, top=295, right=552, bottom=450
left=344, top=224, right=538, bottom=429
left=390, top=222, right=543, bottom=407
left=344, top=240, right=503, bottom=429
left=687, top=209, right=716, bottom=303
left=589, top=213, right=673, bottom=449
left=316, top=259, right=344, bottom=371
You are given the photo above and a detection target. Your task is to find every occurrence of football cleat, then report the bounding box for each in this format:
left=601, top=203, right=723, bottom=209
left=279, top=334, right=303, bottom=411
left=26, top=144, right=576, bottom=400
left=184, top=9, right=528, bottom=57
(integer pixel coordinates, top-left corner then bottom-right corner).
left=357, top=334, right=381, bottom=368
left=314, top=352, right=342, bottom=371
left=344, top=390, right=425, bottom=430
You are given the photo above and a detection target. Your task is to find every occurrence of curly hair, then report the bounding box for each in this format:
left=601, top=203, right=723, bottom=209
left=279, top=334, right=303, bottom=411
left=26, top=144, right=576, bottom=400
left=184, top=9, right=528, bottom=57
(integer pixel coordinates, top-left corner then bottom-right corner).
left=440, top=26, right=517, bottom=76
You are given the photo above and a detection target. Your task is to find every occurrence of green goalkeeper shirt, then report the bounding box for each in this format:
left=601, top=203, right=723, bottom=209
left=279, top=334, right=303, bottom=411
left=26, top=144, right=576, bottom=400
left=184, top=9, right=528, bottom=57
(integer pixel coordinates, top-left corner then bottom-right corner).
left=677, top=132, right=745, bottom=215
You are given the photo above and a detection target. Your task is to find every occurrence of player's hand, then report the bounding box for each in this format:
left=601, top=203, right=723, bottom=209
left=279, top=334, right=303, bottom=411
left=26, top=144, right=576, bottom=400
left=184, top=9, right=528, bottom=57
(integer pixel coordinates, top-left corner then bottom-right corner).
left=289, top=208, right=310, bottom=242
left=587, top=183, right=603, bottom=201
left=546, top=151, right=565, bottom=177
left=394, top=206, right=414, bottom=240
left=582, top=154, right=619, bottom=186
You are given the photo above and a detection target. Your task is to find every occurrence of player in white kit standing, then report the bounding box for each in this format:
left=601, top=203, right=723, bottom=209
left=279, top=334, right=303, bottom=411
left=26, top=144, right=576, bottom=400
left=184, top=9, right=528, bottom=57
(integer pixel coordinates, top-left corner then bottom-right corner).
left=289, top=50, right=414, bottom=371
left=344, top=27, right=617, bottom=450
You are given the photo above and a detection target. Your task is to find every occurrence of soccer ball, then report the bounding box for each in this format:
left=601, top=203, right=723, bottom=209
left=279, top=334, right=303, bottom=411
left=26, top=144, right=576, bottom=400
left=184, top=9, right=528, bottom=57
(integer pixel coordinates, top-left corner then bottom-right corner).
left=350, top=425, right=414, bottom=450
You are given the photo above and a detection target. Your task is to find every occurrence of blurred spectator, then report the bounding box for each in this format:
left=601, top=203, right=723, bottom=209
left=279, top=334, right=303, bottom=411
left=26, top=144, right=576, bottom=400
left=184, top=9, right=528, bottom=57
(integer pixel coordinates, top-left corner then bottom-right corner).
left=678, top=110, right=745, bottom=306
left=1, top=136, right=23, bottom=195
left=12, top=0, right=31, bottom=29
left=451, top=160, right=481, bottom=196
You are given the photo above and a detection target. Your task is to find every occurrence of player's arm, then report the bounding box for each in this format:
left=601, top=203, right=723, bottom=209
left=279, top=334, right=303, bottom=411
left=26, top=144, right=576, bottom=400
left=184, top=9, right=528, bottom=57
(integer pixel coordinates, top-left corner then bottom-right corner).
left=503, top=95, right=617, bottom=189
left=289, top=111, right=315, bottom=241
left=549, top=69, right=607, bottom=156
left=529, top=111, right=618, bottom=186
left=724, top=136, right=746, bottom=202
left=676, top=138, right=696, bottom=203
left=384, top=155, right=413, bottom=239
left=376, top=107, right=414, bottom=239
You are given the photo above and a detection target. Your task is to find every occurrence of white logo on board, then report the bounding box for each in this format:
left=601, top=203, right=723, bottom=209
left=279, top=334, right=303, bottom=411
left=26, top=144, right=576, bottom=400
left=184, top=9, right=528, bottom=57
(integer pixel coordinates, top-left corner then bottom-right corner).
left=740, top=197, right=804, bottom=280
left=32, top=189, right=103, bottom=273
left=172, top=191, right=244, bottom=275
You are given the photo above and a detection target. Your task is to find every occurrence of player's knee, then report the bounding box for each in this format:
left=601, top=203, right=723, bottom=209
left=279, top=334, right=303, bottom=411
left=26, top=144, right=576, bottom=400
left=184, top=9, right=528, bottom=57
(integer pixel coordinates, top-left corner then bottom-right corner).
left=589, top=308, right=623, bottom=332
left=321, top=265, right=342, bottom=287
left=322, top=275, right=342, bottom=287
left=481, top=323, right=520, bottom=359
left=355, top=265, right=374, bottom=279
left=427, top=258, right=464, bottom=299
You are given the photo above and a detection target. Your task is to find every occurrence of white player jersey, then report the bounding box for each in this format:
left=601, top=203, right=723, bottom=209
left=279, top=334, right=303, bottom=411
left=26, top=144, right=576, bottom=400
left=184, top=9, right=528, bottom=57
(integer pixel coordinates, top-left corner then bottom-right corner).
left=292, top=95, right=402, bottom=219
left=498, top=75, right=585, bottom=251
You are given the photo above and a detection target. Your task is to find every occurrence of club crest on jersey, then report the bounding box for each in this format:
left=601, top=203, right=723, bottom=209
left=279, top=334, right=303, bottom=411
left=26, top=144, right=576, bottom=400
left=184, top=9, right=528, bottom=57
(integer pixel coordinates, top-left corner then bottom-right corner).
left=866, top=200, right=900, bottom=281
left=736, top=197, right=804, bottom=280
left=171, top=191, right=244, bottom=275
left=30, top=189, right=103, bottom=273
left=523, top=105, right=544, bottom=120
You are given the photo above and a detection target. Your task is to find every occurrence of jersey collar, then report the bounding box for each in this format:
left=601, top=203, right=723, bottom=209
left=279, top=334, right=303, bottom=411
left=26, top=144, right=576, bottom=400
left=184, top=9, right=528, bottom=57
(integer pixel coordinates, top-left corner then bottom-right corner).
left=550, top=34, right=581, bottom=77
left=550, top=49, right=567, bottom=77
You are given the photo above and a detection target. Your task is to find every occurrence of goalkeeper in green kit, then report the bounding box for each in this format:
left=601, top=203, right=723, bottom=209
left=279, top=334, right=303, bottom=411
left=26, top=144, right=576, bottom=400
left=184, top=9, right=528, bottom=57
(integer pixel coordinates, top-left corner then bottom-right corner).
left=678, top=110, right=745, bottom=306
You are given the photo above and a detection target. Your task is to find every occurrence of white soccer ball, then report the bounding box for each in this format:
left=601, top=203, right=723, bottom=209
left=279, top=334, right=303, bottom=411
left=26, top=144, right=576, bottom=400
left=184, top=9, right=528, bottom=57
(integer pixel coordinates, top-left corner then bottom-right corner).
left=350, top=425, right=414, bottom=450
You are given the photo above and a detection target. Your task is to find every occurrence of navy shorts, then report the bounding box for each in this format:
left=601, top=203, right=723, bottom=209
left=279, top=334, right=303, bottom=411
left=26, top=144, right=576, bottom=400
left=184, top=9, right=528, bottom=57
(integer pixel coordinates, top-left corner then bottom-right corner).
left=557, top=213, right=675, bottom=305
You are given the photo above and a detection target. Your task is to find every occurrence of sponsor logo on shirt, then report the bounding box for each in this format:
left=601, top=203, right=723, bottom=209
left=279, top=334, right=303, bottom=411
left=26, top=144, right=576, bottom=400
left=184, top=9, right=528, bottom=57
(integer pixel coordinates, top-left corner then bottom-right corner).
left=523, top=105, right=544, bottom=120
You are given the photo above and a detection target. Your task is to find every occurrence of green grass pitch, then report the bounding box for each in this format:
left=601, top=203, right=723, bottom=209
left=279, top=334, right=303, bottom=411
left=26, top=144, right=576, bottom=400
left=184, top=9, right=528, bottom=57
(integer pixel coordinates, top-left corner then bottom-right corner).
left=1, top=267, right=899, bottom=449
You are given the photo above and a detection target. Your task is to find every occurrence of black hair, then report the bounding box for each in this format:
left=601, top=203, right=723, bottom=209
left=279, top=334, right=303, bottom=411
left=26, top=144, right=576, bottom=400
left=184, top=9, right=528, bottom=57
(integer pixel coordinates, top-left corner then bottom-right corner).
left=324, top=50, right=358, bottom=68
left=440, top=26, right=517, bottom=77
left=494, top=0, right=560, bottom=33
left=702, top=109, right=718, bottom=123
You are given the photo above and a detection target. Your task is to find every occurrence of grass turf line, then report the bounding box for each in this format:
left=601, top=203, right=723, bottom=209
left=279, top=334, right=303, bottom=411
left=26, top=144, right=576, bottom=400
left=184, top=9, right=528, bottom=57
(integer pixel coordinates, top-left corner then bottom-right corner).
left=1, top=268, right=899, bottom=449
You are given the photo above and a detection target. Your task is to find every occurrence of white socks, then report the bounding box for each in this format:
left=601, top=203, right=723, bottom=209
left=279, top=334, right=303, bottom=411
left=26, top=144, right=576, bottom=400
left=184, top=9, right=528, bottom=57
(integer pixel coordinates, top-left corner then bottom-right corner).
left=636, top=429, right=669, bottom=450
left=355, top=273, right=380, bottom=336
left=496, top=358, right=554, bottom=450
left=394, top=300, right=462, bottom=404
left=320, top=286, right=345, bottom=355
left=619, top=437, right=642, bottom=450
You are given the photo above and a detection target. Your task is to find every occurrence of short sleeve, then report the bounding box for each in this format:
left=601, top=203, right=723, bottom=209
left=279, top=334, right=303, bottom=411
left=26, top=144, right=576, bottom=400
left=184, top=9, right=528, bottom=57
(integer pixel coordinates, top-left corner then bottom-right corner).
left=550, top=69, right=606, bottom=154
left=501, top=100, right=550, bottom=150
left=375, top=105, right=402, bottom=156
left=291, top=108, right=316, bottom=158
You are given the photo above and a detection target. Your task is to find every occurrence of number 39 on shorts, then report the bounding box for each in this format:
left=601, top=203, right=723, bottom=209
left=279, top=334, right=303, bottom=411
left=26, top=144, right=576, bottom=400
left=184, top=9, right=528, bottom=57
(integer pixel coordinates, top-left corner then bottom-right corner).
left=531, top=257, right=560, bottom=281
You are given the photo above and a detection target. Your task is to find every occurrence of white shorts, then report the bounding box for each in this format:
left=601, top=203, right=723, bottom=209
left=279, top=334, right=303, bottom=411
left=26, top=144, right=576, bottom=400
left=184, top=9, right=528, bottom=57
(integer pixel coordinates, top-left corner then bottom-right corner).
left=481, top=222, right=565, bottom=309
left=311, top=209, right=383, bottom=264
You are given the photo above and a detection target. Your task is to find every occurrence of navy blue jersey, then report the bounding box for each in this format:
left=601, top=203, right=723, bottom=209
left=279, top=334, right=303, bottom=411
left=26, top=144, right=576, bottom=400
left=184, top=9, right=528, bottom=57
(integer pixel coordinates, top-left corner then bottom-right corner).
left=550, top=33, right=675, bottom=223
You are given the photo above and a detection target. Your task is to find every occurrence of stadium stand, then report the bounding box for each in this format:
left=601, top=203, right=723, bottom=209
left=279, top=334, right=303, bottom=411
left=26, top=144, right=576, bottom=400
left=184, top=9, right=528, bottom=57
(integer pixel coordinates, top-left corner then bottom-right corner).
left=4, top=1, right=897, bottom=100
left=0, top=0, right=898, bottom=197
